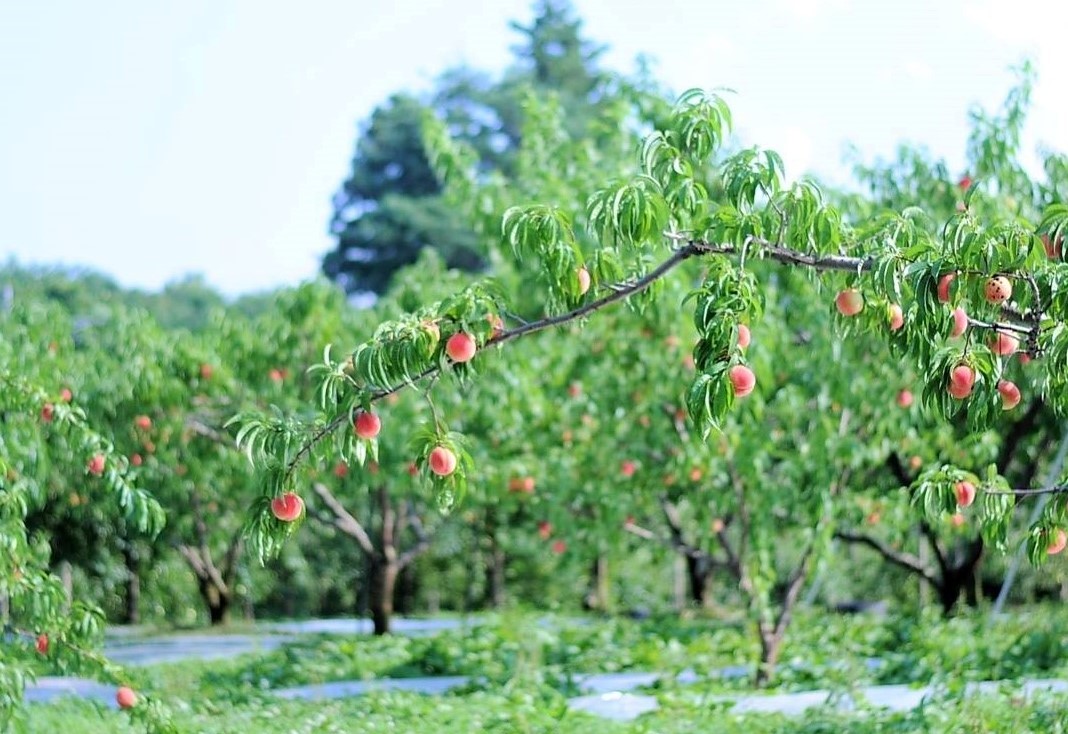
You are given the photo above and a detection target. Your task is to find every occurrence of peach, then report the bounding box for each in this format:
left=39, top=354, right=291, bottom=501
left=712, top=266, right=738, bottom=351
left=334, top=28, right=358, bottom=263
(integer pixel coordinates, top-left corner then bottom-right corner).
left=948, top=365, right=975, bottom=400
left=41, top=403, right=54, bottom=422
left=116, top=686, right=137, bottom=709
left=428, top=446, right=458, bottom=476
left=950, top=513, right=966, bottom=528
left=199, top=364, right=213, bottom=380
left=270, top=493, right=303, bottom=522
left=353, top=411, right=381, bottom=440
left=334, top=462, right=348, bottom=478
left=955, top=481, right=976, bottom=508
left=997, top=380, right=1021, bottom=410
left=538, top=521, right=552, bottom=539
left=568, top=382, right=582, bottom=398
left=87, top=454, right=106, bottom=477
left=958, top=175, right=972, bottom=190
left=887, top=304, right=904, bottom=331
left=937, top=273, right=955, bottom=304
left=577, top=266, right=591, bottom=295
left=737, top=324, right=751, bottom=349
left=990, top=332, right=1018, bottom=356
left=407, top=462, right=419, bottom=477
left=446, top=333, right=477, bottom=363
left=135, top=415, right=152, bottom=430
left=621, top=460, right=637, bottom=478
left=896, top=390, right=913, bottom=408
left=36, top=634, right=49, bottom=655
left=1019, top=353, right=1032, bottom=365
left=551, top=540, right=567, bottom=554
left=950, top=307, right=968, bottom=338
left=486, top=313, right=504, bottom=338
left=1048, top=529, right=1067, bottom=555
left=729, top=365, right=756, bottom=398
left=130, top=454, right=143, bottom=467
left=269, top=368, right=284, bottom=383
left=835, top=289, right=864, bottom=316
left=984, top=276, right=1012, bottom=304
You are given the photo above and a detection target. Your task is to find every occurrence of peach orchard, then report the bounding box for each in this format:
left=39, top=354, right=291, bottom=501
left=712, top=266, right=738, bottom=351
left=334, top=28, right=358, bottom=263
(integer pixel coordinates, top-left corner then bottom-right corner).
left=2, top=67, right=1068, bottom=729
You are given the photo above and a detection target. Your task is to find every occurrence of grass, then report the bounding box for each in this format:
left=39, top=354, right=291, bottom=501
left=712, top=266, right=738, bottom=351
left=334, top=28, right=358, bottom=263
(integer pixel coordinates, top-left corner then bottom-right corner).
left=20, top=606, right=1068, bottom=733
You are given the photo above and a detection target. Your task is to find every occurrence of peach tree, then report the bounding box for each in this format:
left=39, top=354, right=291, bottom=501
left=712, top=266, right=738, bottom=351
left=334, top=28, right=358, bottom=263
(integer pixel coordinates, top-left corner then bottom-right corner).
left=234, top=79, right=1068, bottom=681
left=0, top=295, right=175, bottom=732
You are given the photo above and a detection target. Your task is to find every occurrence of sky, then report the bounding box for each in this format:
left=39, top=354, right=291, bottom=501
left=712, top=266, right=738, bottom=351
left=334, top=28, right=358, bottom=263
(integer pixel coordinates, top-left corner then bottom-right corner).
left=1, top=0, right=1065, bottom=297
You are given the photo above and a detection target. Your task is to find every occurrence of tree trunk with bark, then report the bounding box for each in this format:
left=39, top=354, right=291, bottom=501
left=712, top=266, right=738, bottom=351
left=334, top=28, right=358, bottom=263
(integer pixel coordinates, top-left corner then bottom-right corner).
left=122, top=545, right=141, bottom=625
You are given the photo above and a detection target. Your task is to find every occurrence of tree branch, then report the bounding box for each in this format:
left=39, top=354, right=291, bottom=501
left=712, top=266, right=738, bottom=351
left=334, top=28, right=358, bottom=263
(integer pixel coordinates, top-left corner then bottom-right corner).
left=397, top=504, right=432, bottom=570
left=310, top=482, right=375, bottom=555
left=834, top=528, right=939, bottom=586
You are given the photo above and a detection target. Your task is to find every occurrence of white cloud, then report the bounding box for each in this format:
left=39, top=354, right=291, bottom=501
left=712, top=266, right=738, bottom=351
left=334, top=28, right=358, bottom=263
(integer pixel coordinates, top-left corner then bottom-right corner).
left=776, top=0, right=852, bottom=22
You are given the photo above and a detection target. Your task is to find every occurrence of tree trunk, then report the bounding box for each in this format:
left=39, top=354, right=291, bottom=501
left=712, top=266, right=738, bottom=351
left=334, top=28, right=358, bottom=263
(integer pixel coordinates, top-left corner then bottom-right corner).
left=584, top=555, right=611, bottom=612
left=484, top=537, right=506, bottom=609
left=755, top=624, right=784, bottom=687
left=369, top=556, right=399, bottom=636
left=686, top=553, right=712, bottom=607
left=59, top=560, right=73, bottom=614
left=122, top=546, right=140, bottom=625
left=199, top=579, right=232, bottom=626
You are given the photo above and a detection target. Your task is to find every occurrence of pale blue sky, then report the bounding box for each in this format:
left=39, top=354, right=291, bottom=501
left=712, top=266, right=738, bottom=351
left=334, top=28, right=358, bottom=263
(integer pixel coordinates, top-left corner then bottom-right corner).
left=1, top=0, right=1064, bottom=296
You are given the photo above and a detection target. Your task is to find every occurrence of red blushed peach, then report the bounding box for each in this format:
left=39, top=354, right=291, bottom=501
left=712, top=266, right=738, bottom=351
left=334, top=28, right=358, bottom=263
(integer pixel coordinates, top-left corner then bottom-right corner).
left=270, top=493, right=303, bottom=522
left=551, top=540, right=567, bottom=554
left=130, top=454, right=143, bottom=467
left=353, top=411, right=381, bottom=440
left=835, top=289, right=864, bottom=316
left=567, top=382, right=582, bottom=398
left=199, top=364, right=214, bottom=380
left=428, top=446, right=458, bottom=476
left=116, top=686, right=137, bottom=709
left=984, top=276, right=1012, bottom=304
left=537, top=521, right=552, bottom=540
left=997, top=380, right=1021, bottom=410
left=407, top=462, right=419, bottom=477
left=950, top=513, right=966, bottom=528
left=728, top=365, right=756, bottom=398
left=896, top=390, right=913, bottom=408
left=334, top=462, right=348, bottom=478
left=36, top=634, right=49, bottom=655
left=887, top=304, right=904, bottom=331
left=446, top=333, right=477, bottom=363
left=955, top=481, right=976, bottom=508
left=486, top=313, right=504, bottom=338
left=269, top=368, right=284, bottom=383
left=948, top=365, right=975, bottom=400
left=958, top=175, right=972, bottom=191
left=737, top=324, right=751, bottom=349
left=990, top=332, right=1018, bottom=356
left=87, top=454, right=106, bottom=476
left=621, top=460, right=637, bottom=478
left=576, top=267, right=591, bottom=295
left=135, top=415, right=152, bottom=430
left=59, top=388, right=73, bottom=403
left=1048, top=529, right=1067, bottom=555
left=937, top=273, right=955, bottom=304
left=41, top=403, right=55, bottom=422
left=950, top=307, right=968, bottom=338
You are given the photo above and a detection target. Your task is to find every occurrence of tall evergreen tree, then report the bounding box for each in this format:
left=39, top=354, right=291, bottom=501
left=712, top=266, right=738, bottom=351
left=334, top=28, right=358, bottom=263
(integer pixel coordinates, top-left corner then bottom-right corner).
left=322, top=1, right=609, bottom=299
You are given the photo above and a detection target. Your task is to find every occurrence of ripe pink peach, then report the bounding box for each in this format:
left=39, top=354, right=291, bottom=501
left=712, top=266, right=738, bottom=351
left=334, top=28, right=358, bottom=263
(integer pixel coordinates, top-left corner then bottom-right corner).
left=950, top=307, right=968, bottom=338
left=997, top=379, right=1021, bottom=410
left=428, top=446, right=458, bottom=476
left=835, top=289, right=864, bottom=316
left=737, top=324, right=751, bottom=349
left=446, top=333, right=477, bottom=363
left=887, top=304, right=904, bottom=331
left=937, top=274, right=955, bottom=304
left=729, top=365, right=756, bottom=398
left=990, top=332, right=1018, bottom=356
left=270, top=493, right=303, bottom=522
left=353, top=411, right=381, bottom=440
left=955, top=481, right=976, bottom=508
left=1048, top=529, right=1067, bottom=556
